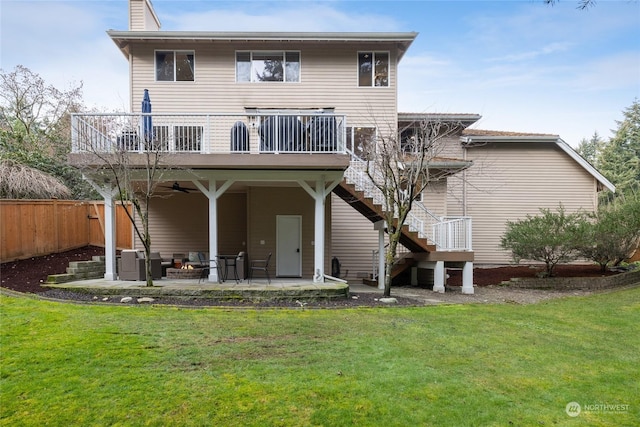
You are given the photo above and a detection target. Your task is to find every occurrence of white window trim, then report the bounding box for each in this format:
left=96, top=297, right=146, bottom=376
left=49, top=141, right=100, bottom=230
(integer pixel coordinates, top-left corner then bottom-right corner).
left=236, top=50, right=301, bottom=83
left=154, top=50, right=195, bottom=82
left=357, top=51, right=390, bottom=88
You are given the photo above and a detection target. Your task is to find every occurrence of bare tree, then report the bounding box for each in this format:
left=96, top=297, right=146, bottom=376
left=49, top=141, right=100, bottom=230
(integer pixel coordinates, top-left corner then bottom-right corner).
left=0, top=66, right=97, bottom=199
left=544, top=0, right=597, bottom=9
left=363, top=118, right=470, bottom=297
left=72, top=115, right=178, bottom=286
left=1, top=65, right=83, bottom=156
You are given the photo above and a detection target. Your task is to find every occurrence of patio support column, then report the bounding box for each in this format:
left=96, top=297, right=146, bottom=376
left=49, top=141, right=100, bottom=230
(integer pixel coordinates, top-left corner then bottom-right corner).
left=378, top=226, right=385, bottom=290
left=313, top=178, right=325, bottom=282
left=206, top=181, right=219, bottom=282
left=373, top=220, right=385, bottom=290
left=193, top=179, right=235, bottom=283
left=433, top=261, right=445, bottom=293
left=103, top=194, right=117, bottom=280
left=83, top=179, right=117, bottom=280
left=298, top=175, right=341, bottom=283
left=462, top=261, right=474, bottom=294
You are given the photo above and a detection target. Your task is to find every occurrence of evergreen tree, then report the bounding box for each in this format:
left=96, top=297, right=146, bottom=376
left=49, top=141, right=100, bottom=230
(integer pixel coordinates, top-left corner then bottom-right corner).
left=598, top=100, right=640, bottom=202
left=575, top=131, right=603, bottom=166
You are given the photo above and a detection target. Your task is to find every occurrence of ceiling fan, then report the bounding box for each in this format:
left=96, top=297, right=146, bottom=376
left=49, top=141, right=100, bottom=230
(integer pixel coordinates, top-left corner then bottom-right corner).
left=161, top=182, right=197, bottom=193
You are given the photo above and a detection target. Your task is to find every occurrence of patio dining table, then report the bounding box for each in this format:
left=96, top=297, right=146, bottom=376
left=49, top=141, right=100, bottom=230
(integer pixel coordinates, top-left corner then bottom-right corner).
left=217, top=254, right=240, bottom=283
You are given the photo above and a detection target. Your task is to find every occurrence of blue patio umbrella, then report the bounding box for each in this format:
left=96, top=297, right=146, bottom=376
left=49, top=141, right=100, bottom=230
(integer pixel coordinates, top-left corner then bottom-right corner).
left=141, top=89, right=153, bottom=143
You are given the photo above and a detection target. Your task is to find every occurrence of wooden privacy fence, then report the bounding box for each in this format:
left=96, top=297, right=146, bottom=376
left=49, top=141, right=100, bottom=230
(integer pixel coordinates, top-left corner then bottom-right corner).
left=0, top=200, right=133, bottom=262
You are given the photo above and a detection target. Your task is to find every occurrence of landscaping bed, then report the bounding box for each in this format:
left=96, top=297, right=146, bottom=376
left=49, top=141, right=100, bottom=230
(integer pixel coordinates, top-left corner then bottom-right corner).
left=1, top=246, right=635, bottom=307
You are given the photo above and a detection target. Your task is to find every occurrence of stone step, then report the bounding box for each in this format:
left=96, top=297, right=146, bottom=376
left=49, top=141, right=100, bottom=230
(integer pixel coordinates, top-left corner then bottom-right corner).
left=69, top=260, right=105, bottom=269
left=46, top=273, right=77, bottom=284
left=46, top=258, right=106, bottom=284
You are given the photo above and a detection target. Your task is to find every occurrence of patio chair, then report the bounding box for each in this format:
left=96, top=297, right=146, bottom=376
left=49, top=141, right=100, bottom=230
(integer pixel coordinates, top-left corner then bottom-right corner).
left=197, top=252, right=222, bottom=284
left=248, top=252, right=271, bottom=284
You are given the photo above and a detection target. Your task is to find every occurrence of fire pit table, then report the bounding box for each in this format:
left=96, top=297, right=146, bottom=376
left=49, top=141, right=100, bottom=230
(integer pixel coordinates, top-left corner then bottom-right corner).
left=166, top=267, right=204, bottom=280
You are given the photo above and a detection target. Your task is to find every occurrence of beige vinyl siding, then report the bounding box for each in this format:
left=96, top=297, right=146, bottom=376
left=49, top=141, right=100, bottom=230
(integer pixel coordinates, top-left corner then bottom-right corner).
left=437, top=135, right=465, bottom=159
left=129, top=0, right=159, bottom=31
left=447, top=142, right=599, bottom=264
left=134, top=191, right=246, bottom=259
left=128, top=0, right=144, bottom=31
left=331, top=180, right=447, bottom=278
left=247, top=186, right=331, bottom=278
left=330, top=194, right=379, bottom=278
left=128, top=42, right=398, bottom=128
left=421, top=180, right=447, bottom=216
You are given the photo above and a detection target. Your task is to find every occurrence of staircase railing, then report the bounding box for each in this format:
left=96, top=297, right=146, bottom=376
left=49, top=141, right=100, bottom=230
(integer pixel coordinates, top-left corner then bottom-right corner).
left=344, top=154, right=472, bottom=251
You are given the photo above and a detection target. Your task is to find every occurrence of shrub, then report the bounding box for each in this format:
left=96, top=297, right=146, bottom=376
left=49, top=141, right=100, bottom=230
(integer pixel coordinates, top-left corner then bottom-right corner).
left=577, top=194, right=640, bottom=271
left=500, top=205, right=587, bottom=277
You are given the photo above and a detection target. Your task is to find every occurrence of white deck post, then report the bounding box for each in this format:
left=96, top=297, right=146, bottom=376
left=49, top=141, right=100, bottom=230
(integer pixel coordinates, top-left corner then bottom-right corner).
left=207, top=180, right=219, bottom=282
left=373, top=221, right=385, bottom=290
left=462, top=261, right=474, bottom=294
left=103, top=194, right=117, bottom=280
left=313, top=178, right=325, bottom=282
left=433, top=261, right=445, bottom=293
left=378, top=227, right=385, bottom=290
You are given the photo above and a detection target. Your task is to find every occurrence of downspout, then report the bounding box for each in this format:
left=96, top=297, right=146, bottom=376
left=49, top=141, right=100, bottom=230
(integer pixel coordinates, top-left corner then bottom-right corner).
left=129, top=52, right=134, bottom=112
left=462, top=143, right=468, bottom=216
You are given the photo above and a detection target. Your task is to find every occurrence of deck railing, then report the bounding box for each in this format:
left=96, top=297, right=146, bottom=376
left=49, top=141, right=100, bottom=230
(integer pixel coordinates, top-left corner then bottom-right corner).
left=344, top=157, right=472, bottom=251
left=71, top=113, right=347, bottom=154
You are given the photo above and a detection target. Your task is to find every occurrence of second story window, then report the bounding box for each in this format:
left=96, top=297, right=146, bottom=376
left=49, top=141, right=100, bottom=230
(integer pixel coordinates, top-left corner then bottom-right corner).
left=358, top=52, right=389, bottom=87
left=156, top=51, right=195, bottom=82
left=236, top=51, right=300, bottom=83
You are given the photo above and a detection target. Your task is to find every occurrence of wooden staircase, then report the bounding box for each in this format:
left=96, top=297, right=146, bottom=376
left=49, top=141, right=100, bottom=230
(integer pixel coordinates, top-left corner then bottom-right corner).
left=333, top=180, right=436, bottom=253
left=362, top=253, right=416, bottom=286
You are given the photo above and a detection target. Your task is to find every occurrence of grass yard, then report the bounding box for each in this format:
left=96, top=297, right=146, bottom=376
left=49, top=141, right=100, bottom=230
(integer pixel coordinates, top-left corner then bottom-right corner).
left=1, top=288, right=639, bottom=426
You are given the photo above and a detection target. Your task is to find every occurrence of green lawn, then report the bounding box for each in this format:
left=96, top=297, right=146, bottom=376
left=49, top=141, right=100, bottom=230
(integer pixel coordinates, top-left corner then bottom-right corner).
left=1, top=288, right=639, bottom=426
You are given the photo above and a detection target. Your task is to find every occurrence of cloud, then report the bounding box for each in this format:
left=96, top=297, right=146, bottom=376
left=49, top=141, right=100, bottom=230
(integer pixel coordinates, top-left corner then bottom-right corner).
left=569, top=52, right=640, bottom=92
left=161, top=3, right=401, bottom=32
left=1, top=1, right=129, bottom=110
left=486, top=41, right=573, bottom=63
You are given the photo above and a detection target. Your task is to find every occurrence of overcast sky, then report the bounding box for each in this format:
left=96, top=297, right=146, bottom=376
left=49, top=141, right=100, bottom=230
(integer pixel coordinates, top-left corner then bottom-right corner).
left=1, top=0, right=638, bottom=147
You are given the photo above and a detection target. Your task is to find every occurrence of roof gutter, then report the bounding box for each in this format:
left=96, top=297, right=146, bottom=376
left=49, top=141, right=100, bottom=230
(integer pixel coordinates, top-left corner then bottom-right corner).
left=399, top=113, right=482, bottom=128
left=107, top=30, right=418, bottom=60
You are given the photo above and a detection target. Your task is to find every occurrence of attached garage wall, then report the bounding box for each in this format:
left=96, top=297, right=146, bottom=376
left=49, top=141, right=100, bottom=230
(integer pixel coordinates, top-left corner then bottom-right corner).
left=447, top=142, right=599, bottom=264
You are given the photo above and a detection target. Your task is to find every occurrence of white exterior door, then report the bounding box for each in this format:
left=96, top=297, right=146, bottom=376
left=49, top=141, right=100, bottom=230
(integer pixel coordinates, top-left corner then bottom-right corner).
left=276, top=215, right=302, bottom=277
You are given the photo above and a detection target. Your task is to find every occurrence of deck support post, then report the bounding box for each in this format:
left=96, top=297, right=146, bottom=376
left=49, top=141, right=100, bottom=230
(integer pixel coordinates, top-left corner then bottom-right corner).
left=86, top=181, right=117, bottom=281
left=192, top=179, right=231, bottom=283
left=462, top=261, right=474, bottom=294
left=313, top=178, right=325, bottom=283
left=103, top=193, right=117, bottom=280
left=433, top=261, right=445, bottom=293
left=207, top=181, right=219, bottom=282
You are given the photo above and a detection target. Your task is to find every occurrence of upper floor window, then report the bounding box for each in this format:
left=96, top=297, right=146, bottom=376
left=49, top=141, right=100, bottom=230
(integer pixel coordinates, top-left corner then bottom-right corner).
left=347, top=126, right=377, bottom=159
left=236, top=51, right=300, bottom=83
left=156, top=51, right=195, bottom=81
left=358, top=52, right=389, bottom=87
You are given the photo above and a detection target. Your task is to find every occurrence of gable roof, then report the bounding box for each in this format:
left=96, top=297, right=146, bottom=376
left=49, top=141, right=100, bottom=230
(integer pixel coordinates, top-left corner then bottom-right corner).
left=107, top=30, right=418, bottom=60
left=460, top=129, right=615, bottom=192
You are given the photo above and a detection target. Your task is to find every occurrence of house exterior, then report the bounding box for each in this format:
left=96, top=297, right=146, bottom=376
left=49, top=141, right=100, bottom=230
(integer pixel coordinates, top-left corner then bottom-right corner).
left=69, top=0, right=613, bottom=292
left=333, top=127, right=615, bottom=275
